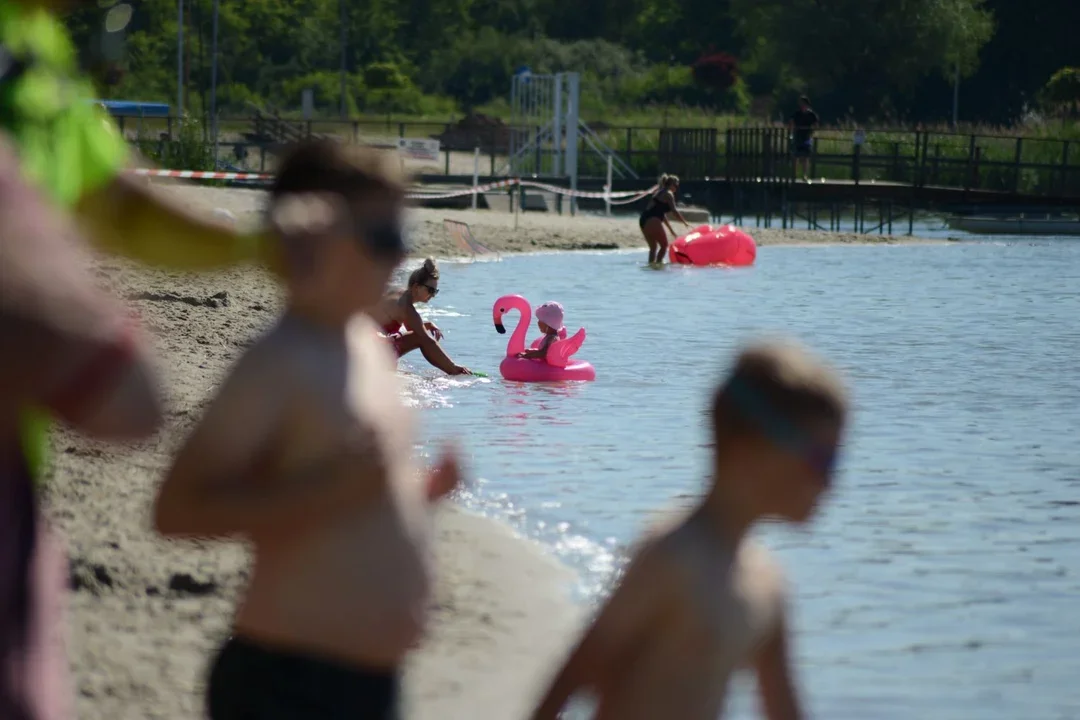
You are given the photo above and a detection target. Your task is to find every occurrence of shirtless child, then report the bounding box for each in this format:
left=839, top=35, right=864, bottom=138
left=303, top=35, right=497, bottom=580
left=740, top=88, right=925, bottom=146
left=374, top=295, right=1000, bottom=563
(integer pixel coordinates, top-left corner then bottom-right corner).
left=531, top=340, right=848, bottom=720
left=153, top=139, right=461, bottom=719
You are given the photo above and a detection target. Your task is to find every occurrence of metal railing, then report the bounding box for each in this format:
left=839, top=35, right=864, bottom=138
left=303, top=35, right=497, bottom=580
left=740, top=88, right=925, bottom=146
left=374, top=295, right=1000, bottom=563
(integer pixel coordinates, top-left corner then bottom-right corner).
left=112, top=114, right=1080, bottom=198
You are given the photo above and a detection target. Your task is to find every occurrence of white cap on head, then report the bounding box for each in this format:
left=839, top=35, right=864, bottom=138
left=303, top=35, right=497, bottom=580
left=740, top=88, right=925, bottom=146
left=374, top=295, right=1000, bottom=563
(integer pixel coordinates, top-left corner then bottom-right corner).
left=536, top=301, right=565, bottom=332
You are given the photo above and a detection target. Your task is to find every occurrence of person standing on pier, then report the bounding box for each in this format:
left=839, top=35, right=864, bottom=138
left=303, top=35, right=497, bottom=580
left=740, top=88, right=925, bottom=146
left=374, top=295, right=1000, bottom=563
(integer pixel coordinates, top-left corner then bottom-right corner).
left=788, top=96, right=819, bottom=181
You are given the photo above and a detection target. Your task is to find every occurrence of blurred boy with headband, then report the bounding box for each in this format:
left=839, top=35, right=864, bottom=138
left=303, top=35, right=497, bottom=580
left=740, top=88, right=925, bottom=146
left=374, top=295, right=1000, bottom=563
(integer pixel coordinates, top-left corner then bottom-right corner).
left=531, top=339, right=848, bottom=720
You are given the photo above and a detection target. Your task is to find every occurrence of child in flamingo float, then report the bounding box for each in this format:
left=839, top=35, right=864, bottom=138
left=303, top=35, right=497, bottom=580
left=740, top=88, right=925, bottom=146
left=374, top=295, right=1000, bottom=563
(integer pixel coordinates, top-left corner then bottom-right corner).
left=516, top=301, right=566, bottom=362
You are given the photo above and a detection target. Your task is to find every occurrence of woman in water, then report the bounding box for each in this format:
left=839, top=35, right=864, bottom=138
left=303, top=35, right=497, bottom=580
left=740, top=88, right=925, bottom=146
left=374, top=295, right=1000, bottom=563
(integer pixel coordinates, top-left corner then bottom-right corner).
left=370, top=258, right=473, bottom=376
left=638, top=173, right=690, bottom=264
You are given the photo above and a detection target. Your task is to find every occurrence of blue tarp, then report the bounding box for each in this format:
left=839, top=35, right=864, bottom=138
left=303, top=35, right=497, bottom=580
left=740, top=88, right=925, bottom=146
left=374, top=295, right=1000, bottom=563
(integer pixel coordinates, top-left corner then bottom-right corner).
left=93, top=100, right=171, bottom=117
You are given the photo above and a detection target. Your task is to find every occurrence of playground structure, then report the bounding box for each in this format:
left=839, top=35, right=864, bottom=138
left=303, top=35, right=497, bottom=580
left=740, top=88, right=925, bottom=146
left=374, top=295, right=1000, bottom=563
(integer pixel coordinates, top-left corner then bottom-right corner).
left=505, top=70, right=637, bottom=212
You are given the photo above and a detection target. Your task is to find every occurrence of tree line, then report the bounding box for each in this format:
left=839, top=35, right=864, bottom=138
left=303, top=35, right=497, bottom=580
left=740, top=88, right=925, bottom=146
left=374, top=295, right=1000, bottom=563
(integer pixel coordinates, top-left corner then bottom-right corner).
left=65, top=0, right=1080, bottom=126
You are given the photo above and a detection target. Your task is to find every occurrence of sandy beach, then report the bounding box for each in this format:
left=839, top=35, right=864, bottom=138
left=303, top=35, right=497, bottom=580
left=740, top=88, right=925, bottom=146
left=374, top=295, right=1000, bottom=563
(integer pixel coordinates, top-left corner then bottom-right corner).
left=45, top=253, right=583, bottom=719
left=44, top=182, right=935, bottom=719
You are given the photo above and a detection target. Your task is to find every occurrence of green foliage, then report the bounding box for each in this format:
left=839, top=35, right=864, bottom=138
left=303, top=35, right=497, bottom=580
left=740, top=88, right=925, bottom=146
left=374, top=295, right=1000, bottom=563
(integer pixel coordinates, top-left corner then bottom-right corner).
left=135, top=115, right=215, bottom=170
left=731, top=0, right=994, bottom=117
left=64, top=0, right=1075, bottom=126
left=1041, top=68, right=1080, bottom=117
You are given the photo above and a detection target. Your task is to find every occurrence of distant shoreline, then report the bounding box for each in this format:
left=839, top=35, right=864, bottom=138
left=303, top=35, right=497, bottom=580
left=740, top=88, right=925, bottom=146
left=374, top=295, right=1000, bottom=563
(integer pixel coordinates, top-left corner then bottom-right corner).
left=162, top=183, right=945, bottom=261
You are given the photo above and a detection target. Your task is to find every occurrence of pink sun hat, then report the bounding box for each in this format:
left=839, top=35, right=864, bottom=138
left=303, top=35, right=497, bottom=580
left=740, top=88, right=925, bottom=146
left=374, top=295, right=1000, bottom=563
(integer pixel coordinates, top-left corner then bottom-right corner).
left=535, top=301, right=565, bottom=332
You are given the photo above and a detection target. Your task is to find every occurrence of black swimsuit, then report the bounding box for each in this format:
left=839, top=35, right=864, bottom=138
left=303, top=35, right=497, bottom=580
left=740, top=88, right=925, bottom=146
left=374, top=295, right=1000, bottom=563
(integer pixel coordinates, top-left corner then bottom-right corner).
left=639, top=192, right=671, bottom=229
left=208, top=636, right=401, bottom=720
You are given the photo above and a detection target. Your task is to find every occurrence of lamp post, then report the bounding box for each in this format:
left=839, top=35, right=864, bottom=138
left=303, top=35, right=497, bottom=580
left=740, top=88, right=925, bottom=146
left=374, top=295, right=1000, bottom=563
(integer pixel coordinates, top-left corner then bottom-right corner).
left=340, top=0, right=347, bottom=118
left=176, top=0, right=183, bottom=117
left=210, top=0, right=219, bottom=167
left=952, top=63, right=960, bottom=129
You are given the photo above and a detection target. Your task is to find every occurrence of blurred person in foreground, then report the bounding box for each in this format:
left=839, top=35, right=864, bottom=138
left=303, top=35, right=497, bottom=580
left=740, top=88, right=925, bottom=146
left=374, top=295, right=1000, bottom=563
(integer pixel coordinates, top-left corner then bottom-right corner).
left=1, top=0, right=277, bottom=271
left=154, top=140, right=462, bottom=720
left=0, top=134, right=164, bottom=720
left=531, top=339, right=847, bottom=720
left=2, top=0, right=283, bottom=536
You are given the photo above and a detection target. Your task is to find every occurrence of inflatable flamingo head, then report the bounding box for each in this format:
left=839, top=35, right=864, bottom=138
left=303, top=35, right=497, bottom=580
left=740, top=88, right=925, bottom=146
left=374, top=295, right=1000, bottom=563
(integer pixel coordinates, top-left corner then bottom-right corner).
left=492, top=294, right=530, bottom=335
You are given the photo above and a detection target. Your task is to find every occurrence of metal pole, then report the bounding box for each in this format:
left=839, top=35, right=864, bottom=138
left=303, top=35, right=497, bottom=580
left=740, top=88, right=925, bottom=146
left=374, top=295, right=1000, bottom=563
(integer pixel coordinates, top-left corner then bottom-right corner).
left=176, top=0, right=184, bottom=117
left=605, top=154, right=613, bottom=216
left=952, top=63, right=960, bottom=129
left=565, top=72, right=580, bottom=215
left=553, top=74, right=562, bottom=177
left=210, top=0, right=219, bottom=168
left=472, top=147, right=480, bottom=210
left=339, top=0, right=347, bottom=118
left=509, top=76, right=517, bottom=176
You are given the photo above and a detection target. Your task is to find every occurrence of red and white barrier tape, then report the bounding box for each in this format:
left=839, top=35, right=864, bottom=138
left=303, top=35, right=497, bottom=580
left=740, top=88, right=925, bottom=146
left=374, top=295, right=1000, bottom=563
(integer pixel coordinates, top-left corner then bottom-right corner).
left=130, top=168, right=271, bottom=181
left=129, top=169, right=657, bottom=202
left=405, top=177, right=520, bottom=199
left=606, top=189, right=660, bottom=206
left=518, top=180, right=659, bottom=199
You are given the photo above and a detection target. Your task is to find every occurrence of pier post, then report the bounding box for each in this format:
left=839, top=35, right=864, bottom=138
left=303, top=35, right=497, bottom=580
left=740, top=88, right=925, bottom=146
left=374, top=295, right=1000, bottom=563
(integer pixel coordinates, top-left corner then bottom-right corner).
left=605, top=154, right=613, bottom=217
left=513, top=181, right=519, bottom=230
left=471, top=147, right=479, bottom=210
left=1061, top=141, right=1071, bottom=195
left=1013, top=138, right=1023, bottom=194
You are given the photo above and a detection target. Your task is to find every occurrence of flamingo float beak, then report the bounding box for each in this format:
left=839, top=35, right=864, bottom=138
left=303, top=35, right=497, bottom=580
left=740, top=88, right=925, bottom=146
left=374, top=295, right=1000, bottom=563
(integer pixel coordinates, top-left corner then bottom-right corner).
left=494, top=307, right=506, bottom=333
left=494, top=322, right=506, bottom=334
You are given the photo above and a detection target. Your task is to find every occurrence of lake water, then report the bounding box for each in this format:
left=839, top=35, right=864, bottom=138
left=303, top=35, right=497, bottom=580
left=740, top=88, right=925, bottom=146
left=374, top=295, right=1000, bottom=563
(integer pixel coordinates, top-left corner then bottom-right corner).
left=401, top=236, right=1080, bottom=720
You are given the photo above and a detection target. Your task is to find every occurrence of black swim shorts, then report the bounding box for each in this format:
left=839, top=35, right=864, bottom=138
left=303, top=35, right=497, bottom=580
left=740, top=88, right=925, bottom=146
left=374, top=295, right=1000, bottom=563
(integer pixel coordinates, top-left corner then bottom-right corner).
left=207, top=636, right=401, bottom=720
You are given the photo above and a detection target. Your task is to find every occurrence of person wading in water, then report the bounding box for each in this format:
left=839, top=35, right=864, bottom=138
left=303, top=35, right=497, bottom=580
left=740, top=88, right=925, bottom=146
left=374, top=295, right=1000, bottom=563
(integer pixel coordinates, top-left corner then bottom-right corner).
left=638, top=174, right=690, bottom=265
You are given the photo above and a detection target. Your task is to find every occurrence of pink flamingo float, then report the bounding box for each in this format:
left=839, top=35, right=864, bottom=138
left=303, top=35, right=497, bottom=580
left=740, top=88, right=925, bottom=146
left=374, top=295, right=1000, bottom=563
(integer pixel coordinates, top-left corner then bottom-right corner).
left=492, top=295, right=596, bottom=382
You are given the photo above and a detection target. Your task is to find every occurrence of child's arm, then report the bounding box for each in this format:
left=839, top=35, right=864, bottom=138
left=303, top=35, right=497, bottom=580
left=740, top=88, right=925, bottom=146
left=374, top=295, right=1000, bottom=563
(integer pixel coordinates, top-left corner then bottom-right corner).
left=153, top=349, right=283, bottom=538
left=516, top=347, right=546, bottom=360
left=425, top=445, right=462, bottom=503
left=530, top=545, right=669, bottom=719
left=154, top=351, right=391, bottom=538
left=753, top=599, right=803, bottom=720
left=517, top=334, right=555, bottom=360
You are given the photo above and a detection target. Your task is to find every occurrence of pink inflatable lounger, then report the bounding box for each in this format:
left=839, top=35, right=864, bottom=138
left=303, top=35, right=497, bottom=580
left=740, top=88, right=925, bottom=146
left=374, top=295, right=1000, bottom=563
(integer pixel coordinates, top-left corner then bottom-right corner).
left=669, top=224, right=757, bottom=267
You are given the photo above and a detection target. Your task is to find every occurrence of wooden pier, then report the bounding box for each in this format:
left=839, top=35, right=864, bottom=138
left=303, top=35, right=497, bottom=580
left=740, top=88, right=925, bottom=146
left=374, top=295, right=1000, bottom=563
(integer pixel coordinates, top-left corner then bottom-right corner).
left=120, top=114, right=1079, bottom=235
left=416, top=126, right=1077, bottom=234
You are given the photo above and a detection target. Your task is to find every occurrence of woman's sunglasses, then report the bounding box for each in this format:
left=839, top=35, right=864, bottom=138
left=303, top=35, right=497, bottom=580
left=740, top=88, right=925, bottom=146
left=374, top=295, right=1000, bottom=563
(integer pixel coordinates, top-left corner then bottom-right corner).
left=424, top=284, right=439, bottom=297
